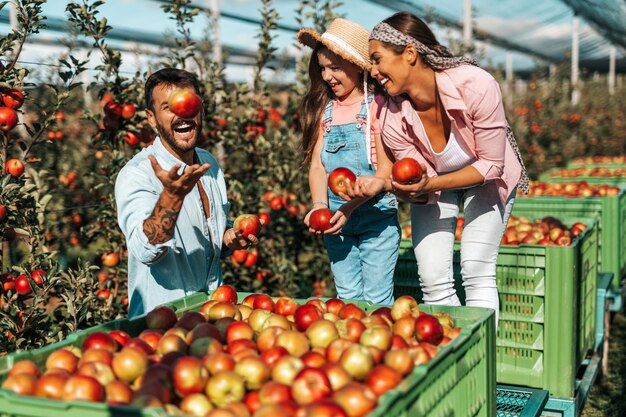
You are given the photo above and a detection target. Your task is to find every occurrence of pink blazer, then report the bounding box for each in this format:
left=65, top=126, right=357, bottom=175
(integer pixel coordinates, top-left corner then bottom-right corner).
left=377, top=65, right=522, bottom=207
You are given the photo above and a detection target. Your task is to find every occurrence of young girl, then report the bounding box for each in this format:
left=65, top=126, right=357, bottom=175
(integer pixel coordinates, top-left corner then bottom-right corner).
left=297, top=18, right=400, bottom=305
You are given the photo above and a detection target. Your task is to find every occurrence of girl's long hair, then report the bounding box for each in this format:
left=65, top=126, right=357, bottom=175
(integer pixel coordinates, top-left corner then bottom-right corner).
left=298, top=44, right=384, bottom=165
left=298, top=44, right=332, bottom=166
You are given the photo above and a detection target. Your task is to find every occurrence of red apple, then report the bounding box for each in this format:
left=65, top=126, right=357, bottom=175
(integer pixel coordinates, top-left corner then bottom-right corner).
left=365, top=364, right=402, bottom=396
left=2, top=88, right=25, bottom=109
left=35, top=372, right=69, bottom=400
left=234, top=356, right=271, bottom=390
left=205, top=370, right=246, bottom=407
left=121, top=103, right=136, bottom=119
left=30, top=269, right=46, bottom=285
left=203, top=352, right=236, bottom=375
left=112, top=346, right=149, bottom=383
left=0, top=107, right=18, bottom=131
left=325, top=298, right=345, bottom=315
left=62, top=375, right=104, bottom=402
left=168, top=89, right=202, bottom=119
left=333, top=383, right=377, bottom=417
left=306, top=319, right=339, bottom=349
left=15, top=274, right=31, bottom=295
left=2, top=373, right=38, bottom=396
left=309, top=209, right=334, bottom=233
left=45, top=348, right=79, bottom=374
left=172, top=356, right=209, bottom=397
left=339, top=344, right=374, bottom=381
left=180, top=393, right=214, bottom=416
left=384, top=348, right=415, bottom=376
left=295, top=304, right=324, bottom=331
left=82, top=331, right=118, bottom=353
left=234, top=214, right=261, bottom=238
left=414, top=314, right=444, bottom=345
left=392, top=158, right=423, bottom=184
left=291, top=367, right=332, bottom=405
left=335, top=318, right=366, bottom=343
left=5, top=158, right=24, bottom=177
left=253, top=294, right=275, bottom=312
left=328, top=167, right=356, bottom=195
left=211, top=284, right=238, bottom=303
left=391, top=295, right=420, bottom=321
left=8, top=360, right=40, bottom=378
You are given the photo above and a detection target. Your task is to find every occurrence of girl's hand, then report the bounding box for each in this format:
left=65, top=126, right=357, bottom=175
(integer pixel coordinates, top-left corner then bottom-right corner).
left=223, top=228, right=258, bottom=250
left=324, top=208, right=351, bottom=235
left=341, top=176, right=386, bottom=200
left=304, top=208, right=326, bottom=234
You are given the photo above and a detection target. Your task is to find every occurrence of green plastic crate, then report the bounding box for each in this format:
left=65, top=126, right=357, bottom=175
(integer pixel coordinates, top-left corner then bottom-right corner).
left=539, top=167, right=626, bottom=186
left=0, top=293, right=496, bottom=417
left=513, top=190, right=626, bottom=289
left=496, top=385, right=548, bottom=417
left=393, top=217, right=599, bottom=398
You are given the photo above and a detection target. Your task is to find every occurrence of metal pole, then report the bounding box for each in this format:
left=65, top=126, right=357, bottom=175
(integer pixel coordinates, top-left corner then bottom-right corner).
left=571, top=14, right=580, bottom=105
left=505, top=51, right=513, bottom=106
left=608, top=46, right=616, bottom=95
left=463, top=0, right=472, bottom=54
left=209, top=0, right=225, bottom=164
left=211, top=0, right=222, bottom=67
left=9, top=0, right=18, bottom=31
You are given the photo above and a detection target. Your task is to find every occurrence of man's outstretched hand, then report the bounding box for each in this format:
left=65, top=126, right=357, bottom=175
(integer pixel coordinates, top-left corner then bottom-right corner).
left=148, top=154, right=210, bottom=199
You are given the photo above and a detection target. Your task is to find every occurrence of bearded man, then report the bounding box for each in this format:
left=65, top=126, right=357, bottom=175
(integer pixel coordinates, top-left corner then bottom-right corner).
left=115, top=68, right=255, bottom=317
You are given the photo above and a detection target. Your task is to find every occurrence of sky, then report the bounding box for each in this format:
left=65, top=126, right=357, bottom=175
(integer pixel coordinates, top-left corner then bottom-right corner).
left=1, top=0, right=623, bottom=83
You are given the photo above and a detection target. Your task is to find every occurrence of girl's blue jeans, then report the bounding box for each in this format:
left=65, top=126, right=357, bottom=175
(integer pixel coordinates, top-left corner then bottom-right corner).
left=324, top=208, right=400, bottom=306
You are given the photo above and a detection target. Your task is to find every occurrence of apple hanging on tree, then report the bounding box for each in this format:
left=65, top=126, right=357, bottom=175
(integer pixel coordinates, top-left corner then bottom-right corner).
left=0, top=107, right=18, bottom=132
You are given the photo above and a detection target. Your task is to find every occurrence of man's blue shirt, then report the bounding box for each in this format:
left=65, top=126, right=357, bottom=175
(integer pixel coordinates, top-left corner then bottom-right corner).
left=115, top=137, right=231, bottom=317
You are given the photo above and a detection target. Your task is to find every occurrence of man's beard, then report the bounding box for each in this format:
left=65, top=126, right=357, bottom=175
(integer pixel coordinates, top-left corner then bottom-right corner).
left=156, top=118, right=203, bottom=156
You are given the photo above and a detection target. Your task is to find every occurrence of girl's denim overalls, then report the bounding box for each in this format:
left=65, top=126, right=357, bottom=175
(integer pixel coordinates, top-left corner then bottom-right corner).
left=320, top=95, right=400, bottom=305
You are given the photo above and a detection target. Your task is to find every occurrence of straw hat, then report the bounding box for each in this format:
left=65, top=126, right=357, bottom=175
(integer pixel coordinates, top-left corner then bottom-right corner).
left=297, top=18, right=371, bottom=71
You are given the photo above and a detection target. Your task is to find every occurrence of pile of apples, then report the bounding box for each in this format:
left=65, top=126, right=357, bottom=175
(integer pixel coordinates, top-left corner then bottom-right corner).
left=1, top=286, right=461, bottom=417
left=570, top=156, right=626, bottom=165
left=501, top=215, right=586, bottom=246
left=546, top=167, right=626, bottom=178
left=523, top=180, right=621, bottom=197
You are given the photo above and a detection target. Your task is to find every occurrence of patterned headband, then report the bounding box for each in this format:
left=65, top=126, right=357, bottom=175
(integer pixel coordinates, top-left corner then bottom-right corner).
left=370, top=22, right=478, bottom=70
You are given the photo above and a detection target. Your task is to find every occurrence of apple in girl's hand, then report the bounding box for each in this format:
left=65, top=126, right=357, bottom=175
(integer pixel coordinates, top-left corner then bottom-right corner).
left=168, top=89, right=202, bottom=118
left=309, top=209, right=334, bottom=233
left=328, top=167, right=356, bottom=195
left=234, top=214, right=261, bottom=238
left=392, top=158, right=423, bottom=184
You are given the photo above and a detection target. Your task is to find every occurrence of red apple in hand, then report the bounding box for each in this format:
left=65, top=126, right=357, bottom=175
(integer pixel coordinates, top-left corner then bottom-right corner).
left=168, top=89, right=202, bottom=118
left=328, top=167, right=356, bottom=195
left=309, top=209, right=334, bottom=233
left=392, top=158, right=423, bottom=184
left=234, top=214, right=261, bottom=238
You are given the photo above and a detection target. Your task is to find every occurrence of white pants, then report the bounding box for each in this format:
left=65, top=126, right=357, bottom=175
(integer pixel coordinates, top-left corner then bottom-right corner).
left=410, top=182, right=515, bottom=324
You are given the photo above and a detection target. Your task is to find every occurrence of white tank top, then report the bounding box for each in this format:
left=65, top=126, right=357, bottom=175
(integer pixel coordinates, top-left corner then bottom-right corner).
left=429, top=131, right=476, bottom=174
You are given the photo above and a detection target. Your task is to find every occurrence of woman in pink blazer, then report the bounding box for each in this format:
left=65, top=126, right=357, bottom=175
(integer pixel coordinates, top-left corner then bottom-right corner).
left=347, top=12, right=528, bottom=324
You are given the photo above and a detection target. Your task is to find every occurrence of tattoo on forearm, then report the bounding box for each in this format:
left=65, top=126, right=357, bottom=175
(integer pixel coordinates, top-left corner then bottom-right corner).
left=143, top=200, right=181, bottom=244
